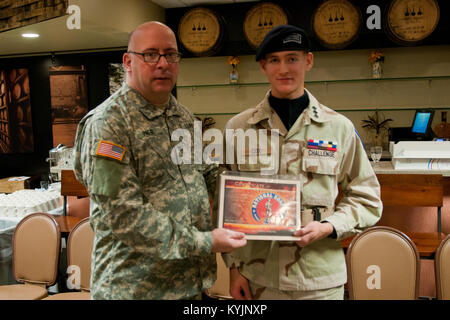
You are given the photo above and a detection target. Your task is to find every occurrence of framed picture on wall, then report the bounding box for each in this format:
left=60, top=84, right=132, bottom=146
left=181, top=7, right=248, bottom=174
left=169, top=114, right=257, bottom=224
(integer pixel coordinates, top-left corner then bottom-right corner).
left=49, top=65, right=88, bottom=148
left=0, top=68, right=34, bottom=154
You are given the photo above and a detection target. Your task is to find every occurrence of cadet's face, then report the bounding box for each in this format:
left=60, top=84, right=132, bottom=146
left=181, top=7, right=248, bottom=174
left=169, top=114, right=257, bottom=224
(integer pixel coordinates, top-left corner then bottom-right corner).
left=259, top=51, right=313, bottom=99
left=124, top=24, right=179, bottom=102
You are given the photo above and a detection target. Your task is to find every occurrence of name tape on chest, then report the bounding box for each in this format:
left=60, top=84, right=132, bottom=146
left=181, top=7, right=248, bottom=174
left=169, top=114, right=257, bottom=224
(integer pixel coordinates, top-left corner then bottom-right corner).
left=307, top=139, right=337, bottom=152
left=96, top=140, right=126, bottom=161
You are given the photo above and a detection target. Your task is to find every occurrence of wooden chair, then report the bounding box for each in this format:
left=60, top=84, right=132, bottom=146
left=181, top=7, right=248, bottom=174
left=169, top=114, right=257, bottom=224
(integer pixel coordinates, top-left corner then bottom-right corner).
left=0, top=213, right=60, bottom=300
left=342, top=174, right=444, bottom=259
left=435, top=234, right=450, bottom=300
left=346, top=226, right=420, bottom=300
left=205, top=253, right=233, bottom=299
left=52, top=170, right=88, bottom=239
left=61, top=169, right=89, bottom=216
left=44, top=217, right=93, bottom=300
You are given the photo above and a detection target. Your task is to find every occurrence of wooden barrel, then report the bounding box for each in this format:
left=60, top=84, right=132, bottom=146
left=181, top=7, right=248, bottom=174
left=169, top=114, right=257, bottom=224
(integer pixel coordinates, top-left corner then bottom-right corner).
left=312, top=0, right=362, bottom=49
left=243, top=2, right=289, bottom=49
left=23, top=75, right=30, bottom=95
left=178, top=7, right=224, bottom=57
left=13, top=83, right=21, bottom=100
left=17, top=104, right=24, bottom=123
left=9, top=69, right=16, bottom=82
left=385, top=0, right=440, bottom=46
left=26, top=105, right=31, bottom=123
left=18, top=127, right=27, bottom=146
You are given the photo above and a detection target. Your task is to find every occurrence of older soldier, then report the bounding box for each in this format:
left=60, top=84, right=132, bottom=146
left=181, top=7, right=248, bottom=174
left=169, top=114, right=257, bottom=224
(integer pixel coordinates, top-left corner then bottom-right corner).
left=222, top=25, right=382, bottom=300
left=73, top=21, right=246, bottom=300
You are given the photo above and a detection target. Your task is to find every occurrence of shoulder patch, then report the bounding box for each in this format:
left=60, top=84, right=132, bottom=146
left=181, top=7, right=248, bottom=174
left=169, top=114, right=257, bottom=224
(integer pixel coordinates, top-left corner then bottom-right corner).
left=96, top=140, right=126, bottom=161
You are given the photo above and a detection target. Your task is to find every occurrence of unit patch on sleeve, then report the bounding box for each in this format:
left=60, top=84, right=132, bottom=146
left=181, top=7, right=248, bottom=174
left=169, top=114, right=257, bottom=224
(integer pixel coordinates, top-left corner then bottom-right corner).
left=96, top=140, right=126, bottom=161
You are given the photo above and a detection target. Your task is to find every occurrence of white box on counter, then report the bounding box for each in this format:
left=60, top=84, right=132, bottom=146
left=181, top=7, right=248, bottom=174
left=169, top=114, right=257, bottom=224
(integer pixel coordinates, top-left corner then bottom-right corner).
left=391, top=141, right=450, bottom=170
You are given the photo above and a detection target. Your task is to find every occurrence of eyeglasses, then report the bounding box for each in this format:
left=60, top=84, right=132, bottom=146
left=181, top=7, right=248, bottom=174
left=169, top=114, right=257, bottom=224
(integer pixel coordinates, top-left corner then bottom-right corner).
left=127, top=51, right=182, bottom=63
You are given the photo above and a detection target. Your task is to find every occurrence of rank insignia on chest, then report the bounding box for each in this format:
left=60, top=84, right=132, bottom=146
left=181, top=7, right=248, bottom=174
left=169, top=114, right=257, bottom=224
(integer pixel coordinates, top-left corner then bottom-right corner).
left=96, top=140, right=126, bottom=161
left=307, top=139, right=337, bottom=152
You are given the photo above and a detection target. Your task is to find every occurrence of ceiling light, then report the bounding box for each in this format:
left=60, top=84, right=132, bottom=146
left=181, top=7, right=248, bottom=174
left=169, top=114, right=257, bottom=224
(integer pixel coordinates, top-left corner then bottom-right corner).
left=22, top=33, right=39, bottom=38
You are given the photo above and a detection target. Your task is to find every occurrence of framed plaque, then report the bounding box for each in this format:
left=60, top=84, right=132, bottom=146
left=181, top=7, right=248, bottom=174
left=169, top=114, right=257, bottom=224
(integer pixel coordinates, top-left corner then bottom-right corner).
left=312, top=0, right=362, bottom=49
left=218, top=171, right=301, bottom=241
left=243, top=2, right=288, bottom=49
left=385, top=0, right=440, bottom=46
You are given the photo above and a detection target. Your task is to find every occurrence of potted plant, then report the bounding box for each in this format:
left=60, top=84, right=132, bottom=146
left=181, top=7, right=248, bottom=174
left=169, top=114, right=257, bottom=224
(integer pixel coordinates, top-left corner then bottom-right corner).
left=361, top=110, right=393, bottom=147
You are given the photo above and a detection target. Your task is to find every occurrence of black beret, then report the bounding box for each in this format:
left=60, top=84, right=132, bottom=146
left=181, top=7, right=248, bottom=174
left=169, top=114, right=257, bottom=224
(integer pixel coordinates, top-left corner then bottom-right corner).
left=255, top=25, right=311, bottom=61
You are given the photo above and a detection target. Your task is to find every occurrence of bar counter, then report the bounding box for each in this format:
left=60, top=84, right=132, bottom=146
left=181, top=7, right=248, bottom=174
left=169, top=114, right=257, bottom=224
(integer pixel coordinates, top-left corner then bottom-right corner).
left=372, top=160, right=450, bottom=177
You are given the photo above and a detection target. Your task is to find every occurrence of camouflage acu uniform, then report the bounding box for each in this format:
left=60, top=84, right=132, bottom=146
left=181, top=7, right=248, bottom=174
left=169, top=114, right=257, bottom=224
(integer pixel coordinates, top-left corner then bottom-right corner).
left=73, top=83, right=217, bottom=299
left=222, top=89, right=382, bottom=295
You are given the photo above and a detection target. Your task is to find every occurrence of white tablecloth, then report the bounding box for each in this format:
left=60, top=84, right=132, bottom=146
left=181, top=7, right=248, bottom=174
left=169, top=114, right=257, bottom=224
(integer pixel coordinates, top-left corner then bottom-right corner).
left=0, top=184, right=63, bottom=222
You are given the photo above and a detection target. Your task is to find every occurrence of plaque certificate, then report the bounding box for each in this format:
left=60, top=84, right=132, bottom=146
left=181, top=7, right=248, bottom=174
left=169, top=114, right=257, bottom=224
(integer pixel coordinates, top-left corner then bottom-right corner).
left=218, top=171, right=301, bottom=240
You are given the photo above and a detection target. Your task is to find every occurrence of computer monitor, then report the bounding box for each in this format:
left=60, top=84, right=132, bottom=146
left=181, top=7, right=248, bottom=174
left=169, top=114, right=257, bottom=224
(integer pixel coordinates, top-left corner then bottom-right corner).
left=411, top=109, right=435, bottom=140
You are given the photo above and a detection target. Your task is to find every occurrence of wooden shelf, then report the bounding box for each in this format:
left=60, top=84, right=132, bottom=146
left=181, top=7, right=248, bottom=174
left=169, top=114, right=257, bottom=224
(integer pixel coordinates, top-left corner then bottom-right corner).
left=177, top=75, right=450, bottom=89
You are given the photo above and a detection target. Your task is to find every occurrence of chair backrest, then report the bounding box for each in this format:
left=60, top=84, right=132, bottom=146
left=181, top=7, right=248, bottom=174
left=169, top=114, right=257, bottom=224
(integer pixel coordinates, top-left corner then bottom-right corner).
left=435, top=234, right=450, bottom=300
left=346, top=226, right=420, bottom=300
left=206, top=253, right=233, bottom=299
left=12, top=213, right=61, bottom=287
left=67, top=217, right=94, bottom=291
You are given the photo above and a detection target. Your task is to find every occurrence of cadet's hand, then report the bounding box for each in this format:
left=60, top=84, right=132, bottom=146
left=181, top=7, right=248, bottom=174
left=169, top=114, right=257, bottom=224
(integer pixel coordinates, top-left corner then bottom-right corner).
left=230, top=267, right=252, bottom=300
left=211, top=228, right=247, bottom=253
left=293, top=221, right=334, bottom=247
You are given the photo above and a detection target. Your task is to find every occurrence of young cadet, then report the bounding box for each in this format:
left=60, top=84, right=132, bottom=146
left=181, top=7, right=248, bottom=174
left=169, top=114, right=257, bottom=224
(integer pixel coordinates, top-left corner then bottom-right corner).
left=222, top=25, right=383, bottom=300
left=73, top=21, right=246, bottom=300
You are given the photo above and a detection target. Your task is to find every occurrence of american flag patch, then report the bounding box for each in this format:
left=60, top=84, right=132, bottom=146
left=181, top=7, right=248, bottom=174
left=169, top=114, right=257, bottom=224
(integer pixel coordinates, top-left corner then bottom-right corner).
left=96, top=140, right=126, bottom=161
left=307, top=139, right=337, bottom=152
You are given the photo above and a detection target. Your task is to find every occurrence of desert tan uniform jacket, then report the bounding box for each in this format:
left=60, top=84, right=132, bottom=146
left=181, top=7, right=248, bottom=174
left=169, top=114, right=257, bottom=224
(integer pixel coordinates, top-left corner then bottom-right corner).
left=222, top=89, right=382, bottom=291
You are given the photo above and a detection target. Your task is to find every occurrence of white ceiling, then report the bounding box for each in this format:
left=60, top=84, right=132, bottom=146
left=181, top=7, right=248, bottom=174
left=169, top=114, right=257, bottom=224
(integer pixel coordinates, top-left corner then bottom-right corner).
left=0, top=0, right=260, bottom=57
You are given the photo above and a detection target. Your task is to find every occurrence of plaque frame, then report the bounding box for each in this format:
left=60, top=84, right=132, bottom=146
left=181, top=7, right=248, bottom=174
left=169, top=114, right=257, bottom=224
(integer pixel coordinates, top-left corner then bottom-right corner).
left=218, top=171, right=301, bottom=241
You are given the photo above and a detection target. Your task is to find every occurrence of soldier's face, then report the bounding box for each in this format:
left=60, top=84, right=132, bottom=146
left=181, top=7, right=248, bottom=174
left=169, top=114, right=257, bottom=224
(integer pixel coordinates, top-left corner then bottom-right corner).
left=124, top=24, right=179, bottom=102
left=259, top=51, right=313, bottom=99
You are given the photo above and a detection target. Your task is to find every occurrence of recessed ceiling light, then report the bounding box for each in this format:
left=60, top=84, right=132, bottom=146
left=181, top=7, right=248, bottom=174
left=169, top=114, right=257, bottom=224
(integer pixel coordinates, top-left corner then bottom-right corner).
left=22, top=33, right=39, bottom=38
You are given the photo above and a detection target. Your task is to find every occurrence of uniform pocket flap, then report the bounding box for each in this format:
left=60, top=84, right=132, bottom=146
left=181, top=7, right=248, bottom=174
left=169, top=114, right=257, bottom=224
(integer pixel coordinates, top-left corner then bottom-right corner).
left=302, top=149, right=339, bottom=175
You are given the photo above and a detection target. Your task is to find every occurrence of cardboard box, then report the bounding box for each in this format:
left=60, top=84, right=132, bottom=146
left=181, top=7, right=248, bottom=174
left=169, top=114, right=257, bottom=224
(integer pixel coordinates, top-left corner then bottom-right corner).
left=0, top=176, right=32, bottom=194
